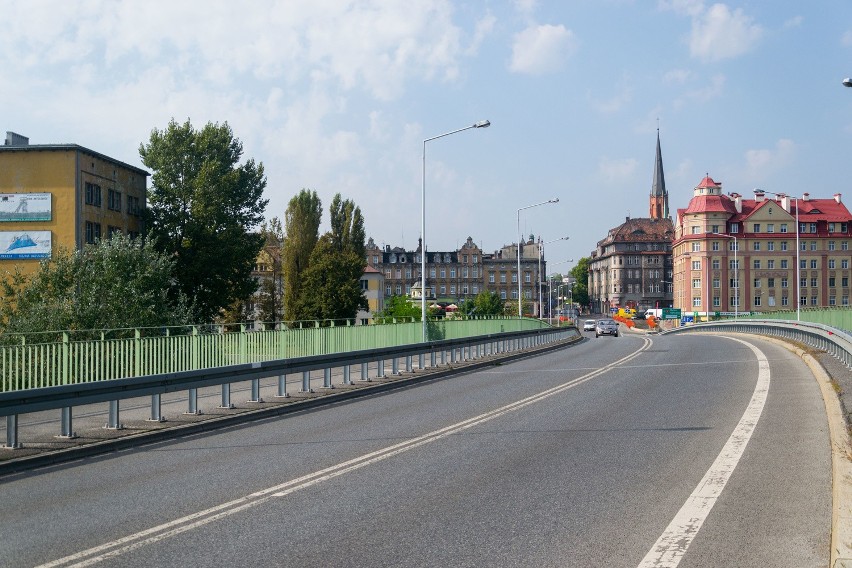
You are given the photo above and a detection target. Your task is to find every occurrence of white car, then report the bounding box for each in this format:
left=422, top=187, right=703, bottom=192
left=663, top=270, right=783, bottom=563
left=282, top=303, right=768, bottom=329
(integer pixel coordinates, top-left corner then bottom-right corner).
left=583, top=319, right=596, bottom=331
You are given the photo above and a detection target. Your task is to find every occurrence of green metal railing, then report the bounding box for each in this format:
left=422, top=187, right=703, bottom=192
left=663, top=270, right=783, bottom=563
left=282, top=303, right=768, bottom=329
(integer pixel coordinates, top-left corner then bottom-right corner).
left=0, top=317, right=549, bottom=392
left=729, top=306, right=852, bottom=334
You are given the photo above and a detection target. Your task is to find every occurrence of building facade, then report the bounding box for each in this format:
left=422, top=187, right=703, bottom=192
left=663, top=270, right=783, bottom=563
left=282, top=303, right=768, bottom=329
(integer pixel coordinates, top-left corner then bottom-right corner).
left=672, top=176, right=852, bottom=316
left=365, top=234, right=547, bottom=315
left=0, top=131, right=148, bottom=275
left=587, top=132, right=675, bottom=314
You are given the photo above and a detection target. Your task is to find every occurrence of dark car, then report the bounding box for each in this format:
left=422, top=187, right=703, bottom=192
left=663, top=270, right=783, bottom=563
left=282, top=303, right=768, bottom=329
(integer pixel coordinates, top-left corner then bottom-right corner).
left=595, top=319, right=619, bottom=338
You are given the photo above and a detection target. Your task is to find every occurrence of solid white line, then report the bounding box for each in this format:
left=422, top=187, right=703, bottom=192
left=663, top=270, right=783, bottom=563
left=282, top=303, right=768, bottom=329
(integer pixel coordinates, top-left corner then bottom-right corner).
left=636, top=336, right=770, bottom=567
left=37, top=339, right=652, bottom=567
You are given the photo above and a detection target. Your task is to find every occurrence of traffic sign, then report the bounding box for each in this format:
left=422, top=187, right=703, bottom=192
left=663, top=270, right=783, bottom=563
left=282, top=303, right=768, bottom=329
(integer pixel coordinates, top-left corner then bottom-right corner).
left=661, top=307, right=681, bottom=320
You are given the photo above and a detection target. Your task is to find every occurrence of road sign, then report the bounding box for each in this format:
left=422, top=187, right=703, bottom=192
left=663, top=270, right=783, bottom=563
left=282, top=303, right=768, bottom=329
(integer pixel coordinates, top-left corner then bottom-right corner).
left=661, top=307, right=681, bottom=320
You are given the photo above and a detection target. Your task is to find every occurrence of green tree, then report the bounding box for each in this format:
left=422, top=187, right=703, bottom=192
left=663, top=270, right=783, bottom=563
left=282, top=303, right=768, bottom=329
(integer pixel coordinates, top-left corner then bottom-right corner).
left=377, top=295, right=421, bottom=322
left=462, top=290, right=504, bottom=317
left=139, top=119, right=267, bottom=323
left=297, top=235, right=367, bottom=323
left=297, top=194, right=368, bottom=323
left=570, top=257, right=591, bottom=309
left=0, top=235, right=192, bottom=337
left=283, top=189, right=322, bottom=321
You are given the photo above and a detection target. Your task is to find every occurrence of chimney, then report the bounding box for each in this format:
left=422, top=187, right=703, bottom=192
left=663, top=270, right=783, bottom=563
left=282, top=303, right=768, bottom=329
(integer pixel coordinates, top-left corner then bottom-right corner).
left=754, top=191, right=765, bottom=202
left=802, top=192, right=810, bottom=202
left=731, top=193, right=742, bottom=214
left=780, top=194, right=790, bottom=213
left=4, top=131, right=28, bottom=146
left=835, top=193, right=842, bottom=204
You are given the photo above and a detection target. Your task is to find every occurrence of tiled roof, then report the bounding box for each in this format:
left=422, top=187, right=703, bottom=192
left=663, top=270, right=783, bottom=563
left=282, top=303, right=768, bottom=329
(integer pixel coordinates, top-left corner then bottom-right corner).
left=598, top=217, right=674, bottom=245
left=683, top=195, right=738, bottom=215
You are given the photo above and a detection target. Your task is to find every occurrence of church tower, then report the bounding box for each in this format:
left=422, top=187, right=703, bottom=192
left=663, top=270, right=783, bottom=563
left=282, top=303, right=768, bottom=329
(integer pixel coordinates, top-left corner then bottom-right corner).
left=649, top=130, right=669, bottom=220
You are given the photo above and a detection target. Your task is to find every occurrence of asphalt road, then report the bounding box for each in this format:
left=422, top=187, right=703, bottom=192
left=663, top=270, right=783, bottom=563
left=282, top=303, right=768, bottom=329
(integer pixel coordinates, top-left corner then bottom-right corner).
left=0, top=331, right=831, bottom=567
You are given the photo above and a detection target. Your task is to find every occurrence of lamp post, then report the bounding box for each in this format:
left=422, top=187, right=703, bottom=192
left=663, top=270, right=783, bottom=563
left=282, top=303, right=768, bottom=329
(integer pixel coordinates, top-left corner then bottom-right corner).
left=421, top=120, right=490, bottom=341
left=517, top=199, right=559, bottom=318
left=754, top=189, right=799, bottom=321
left=711, top=232, right=738, bottom=320
left=548, top=259, right=573, bottom=321
left=538, top=236, right=569, bottom=319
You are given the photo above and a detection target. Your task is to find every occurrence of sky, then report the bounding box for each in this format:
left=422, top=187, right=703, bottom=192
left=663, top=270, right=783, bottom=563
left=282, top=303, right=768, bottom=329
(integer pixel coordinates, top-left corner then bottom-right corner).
left=3, top=0, right=852, bottom=271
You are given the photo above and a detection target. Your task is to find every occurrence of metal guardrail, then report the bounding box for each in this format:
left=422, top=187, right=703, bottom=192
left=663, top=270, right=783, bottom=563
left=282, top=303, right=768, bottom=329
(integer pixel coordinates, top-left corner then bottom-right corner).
left=661, top=319, right=852, bottom=370
left=0, top=327, right=577, bottom=449
left=0, top=317, right=549, bottom=393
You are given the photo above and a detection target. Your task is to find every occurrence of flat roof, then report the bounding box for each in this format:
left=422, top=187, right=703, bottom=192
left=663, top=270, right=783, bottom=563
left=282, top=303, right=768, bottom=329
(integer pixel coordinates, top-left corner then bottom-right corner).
left=0, top=143, right=149, bottom=177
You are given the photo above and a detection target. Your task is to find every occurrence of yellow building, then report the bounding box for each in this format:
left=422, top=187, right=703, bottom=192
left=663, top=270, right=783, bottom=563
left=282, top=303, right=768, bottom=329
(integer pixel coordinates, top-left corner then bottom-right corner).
left=0, top=132, right=148, bottom=275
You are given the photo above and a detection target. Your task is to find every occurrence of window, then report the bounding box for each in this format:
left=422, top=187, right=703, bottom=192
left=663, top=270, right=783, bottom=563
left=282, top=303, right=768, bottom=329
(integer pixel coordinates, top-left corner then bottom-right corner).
left=524, top=290, right=532, bottom=299
left=830, top=241, right=837, bottom=251
left=127, top=196, right=141, bottom=216
left=753, top=242, right=761, bottom=251
left=811, top=260, right=818, bottom=269
left=781, top=278, right=788, bottom=288
left=782, top=296, right=789, bottom=306
left=511, top=273, right=517, bottom=283
left=693, top=297, right=702, bottom=307
left=830, top=295, right=837, bottom=306
left=385, top=268, right=391, bottom=278
left=440, top=285, right=446, bottom=294
left=781, top=241, right=788, bottom=251
left=395, top=269, right=401, bottom=278
left=800, top=260, right=807, bottom=269
left=85, top=221, right=101, bottom=244
left=489, top=272, right=495, bottom=283
left=768, top=277, right=775, bottom=288
left=754, top=296, right=761, bottom=306
left=731, top=224, right=740, bottom=234
left=830, top=277, right=836, bottom=287
left=500, top=273, right=506, bottom=284
left=692, top=278, right=701, bottom=289
left=843, top=260, right=850, bottom=269
left=753, top=223, right=761, bottom=233
left=462, top=285, right=468, bottom=294
left=711, top=241, right=720, bottom=251
left=386, top=285, right=392, bottom=296
left=691, top=226, right=701, bottom=234
left=473, top=254, right=479, bottom=264
left=712, top=259, right=720, bottom=269
left=781, top=260, right=788, bottom=269
left=801, top=277, right=808, bottom=289
left=440, top=268, right=446, bottom=278
left=524, top=272, right=531, bottom=283
left=713, top=278, right=720, bottom=288
left=713, top=296, right=720, bottom=307
left=731, top=296, right=740, bottom=307
left=767, top=242, right=774, bottom=251
left=692, top=242, right=701, bottom=252
left=500, top=291, right=506, bottom=300
left=730, top=260, right=740, bottom=270
left=692, top=260, right=701, bottom=270
left=462, top=267, right=469, bottom=278
left=767, top=224, right=774, bottom=233
left=753, top=260, right=761, bottom=269
left=810, top=223, right=817, bottom=233
left=511, top=290, right=518, bottom=299
left=450, top=285, right=456, bottom=294
left=844, top=296, right=850, bottom=306
left=107, top=189, right=121, bottom=211
left=830, top=223, right=837, bottom=233
left=396, top=284, right=402, bottom=295
left=450, top=268, right=456, bottom=278
left=430, top=268, right=436, bottom=278
left=780, top=224, right=788, bottom=233
left=405, top=268, right=412, bottom=279
left=811, top=277, right=818, bottom=287
left=811, top=241, right=817, bottom=251
left=830, top=260, right=836, bottom=269
left=801, top=296, right=808, bottom=306
left=801, top=241, right=807, bottom=251
left=767, top=260, right=775, bottom=269
left=85, top=183, right=102, bottom=207
left=711, top=225, right=720, bottom=233
left=753, top=278, right=761, bottom=288
left=811, top=295, right=818, bottom=305
left=843, top=242, right=849, bottom=251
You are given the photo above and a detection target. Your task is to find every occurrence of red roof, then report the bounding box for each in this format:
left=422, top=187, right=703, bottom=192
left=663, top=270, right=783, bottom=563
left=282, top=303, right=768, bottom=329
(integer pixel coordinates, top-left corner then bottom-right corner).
left=696, top=176, right=721, bottom=189
left=683, top=195, right=738, bottom=215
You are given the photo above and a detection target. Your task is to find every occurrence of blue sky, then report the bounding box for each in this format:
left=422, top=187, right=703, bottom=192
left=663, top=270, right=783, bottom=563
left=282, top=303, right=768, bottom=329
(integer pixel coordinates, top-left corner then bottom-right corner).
left=3, top=1, right=852, bottom=270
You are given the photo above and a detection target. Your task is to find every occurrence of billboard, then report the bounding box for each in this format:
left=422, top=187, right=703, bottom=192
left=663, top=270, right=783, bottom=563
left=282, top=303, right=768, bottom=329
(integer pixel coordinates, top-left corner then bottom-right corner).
left=0, top=231, right=51, bottom=259
left=0, top=193, right=51, bottom=222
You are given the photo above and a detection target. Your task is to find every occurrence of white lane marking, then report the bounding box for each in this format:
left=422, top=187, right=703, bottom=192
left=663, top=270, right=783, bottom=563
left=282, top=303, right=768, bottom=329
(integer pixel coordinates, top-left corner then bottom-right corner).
left=637, top=336, right=770, bottom=567
left=38, top=339, right=652, bottom=568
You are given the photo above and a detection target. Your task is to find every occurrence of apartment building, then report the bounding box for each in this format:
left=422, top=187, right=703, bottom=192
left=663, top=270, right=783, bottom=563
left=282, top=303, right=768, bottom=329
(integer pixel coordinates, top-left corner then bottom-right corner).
left=0, top=131, right=148, bottom=274
left=672, top=175, right=852, bottom=316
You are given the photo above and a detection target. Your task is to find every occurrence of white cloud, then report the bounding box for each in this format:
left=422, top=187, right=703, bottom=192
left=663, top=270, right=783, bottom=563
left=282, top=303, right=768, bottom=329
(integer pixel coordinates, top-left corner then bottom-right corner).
left=598, top=157, right=639, bottom=184
left=689, top=4, right=763, bottom=62
left=742, top=139, right=796, bottom=182
left=509, top=24, right=577, bottom=75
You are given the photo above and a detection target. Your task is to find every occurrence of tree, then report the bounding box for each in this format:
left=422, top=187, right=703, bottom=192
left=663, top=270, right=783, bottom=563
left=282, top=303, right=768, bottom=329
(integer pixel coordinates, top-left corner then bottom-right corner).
left=297, top=194, right=368, bottom=323
left=283, top=189, right=322, bottom=322
left=0, top=235, right=192, bottom=337
left=462, top=290, right=504, bottom=317
left=297, top=235, right=367, bottom=323
left=139, top=119, right=268, bottom=323
left=377, top=295, right=421, bottom=322
left=570, top=257, right=591, bottom=309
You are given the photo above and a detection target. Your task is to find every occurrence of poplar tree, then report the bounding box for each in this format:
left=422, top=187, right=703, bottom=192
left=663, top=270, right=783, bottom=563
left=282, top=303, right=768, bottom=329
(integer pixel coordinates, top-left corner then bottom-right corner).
left=283, top=189, right=322, bottom=322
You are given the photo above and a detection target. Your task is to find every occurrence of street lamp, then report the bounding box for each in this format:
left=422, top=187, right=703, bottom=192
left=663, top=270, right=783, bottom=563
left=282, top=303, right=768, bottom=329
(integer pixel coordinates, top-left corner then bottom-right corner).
left=711, top=232, right=738, bottom=320
left=517, top=199, right=559, bottom=317
left=548, top=259, right=573, bottom=320
left=538, top=236, right=569, bottom=319
left=754, top=189, right=799, bottom=321
left=421, top=120, right=490, bottom=341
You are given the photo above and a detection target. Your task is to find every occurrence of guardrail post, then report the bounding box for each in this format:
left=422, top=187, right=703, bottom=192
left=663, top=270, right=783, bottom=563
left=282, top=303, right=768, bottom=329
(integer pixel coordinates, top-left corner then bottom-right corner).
left=430, top=349, right=436, bottom=368
left=360, top=362, right=369, bottom=381
left=186, top=388, right=201, bottom=414
left=392, top=357, right=400, bottom=375
left=249, top=378, right=263, bottom=402
left=406, top=355, right=412, bottom=372
left=276, top=374, right=289, bottom=398
left=343, top=365, right=351, bottom=385
left=5, top=415, right=20, bottom=448
left=323, top=368, right=333, bottom=389
left=450, top=347, right=456, bottom=363
left=418, top=353, right=425, bottom=370
left=59, top=407, right=76, bottom=438
left=220, top=384, right=235, bottom=409
left=301, top=371, right=312, bottom=393
left=377, top=359, right=385, bottom=378
left=441, top=349, right=447, bottom=365
left=148, top=394, right=164, bottom=422
left=105, top=401, right=123, bottom=429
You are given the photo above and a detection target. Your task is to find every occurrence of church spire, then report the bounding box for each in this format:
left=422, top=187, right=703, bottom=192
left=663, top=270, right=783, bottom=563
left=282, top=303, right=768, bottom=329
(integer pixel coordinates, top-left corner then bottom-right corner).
left=649, top=128, right=669, bottom=219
